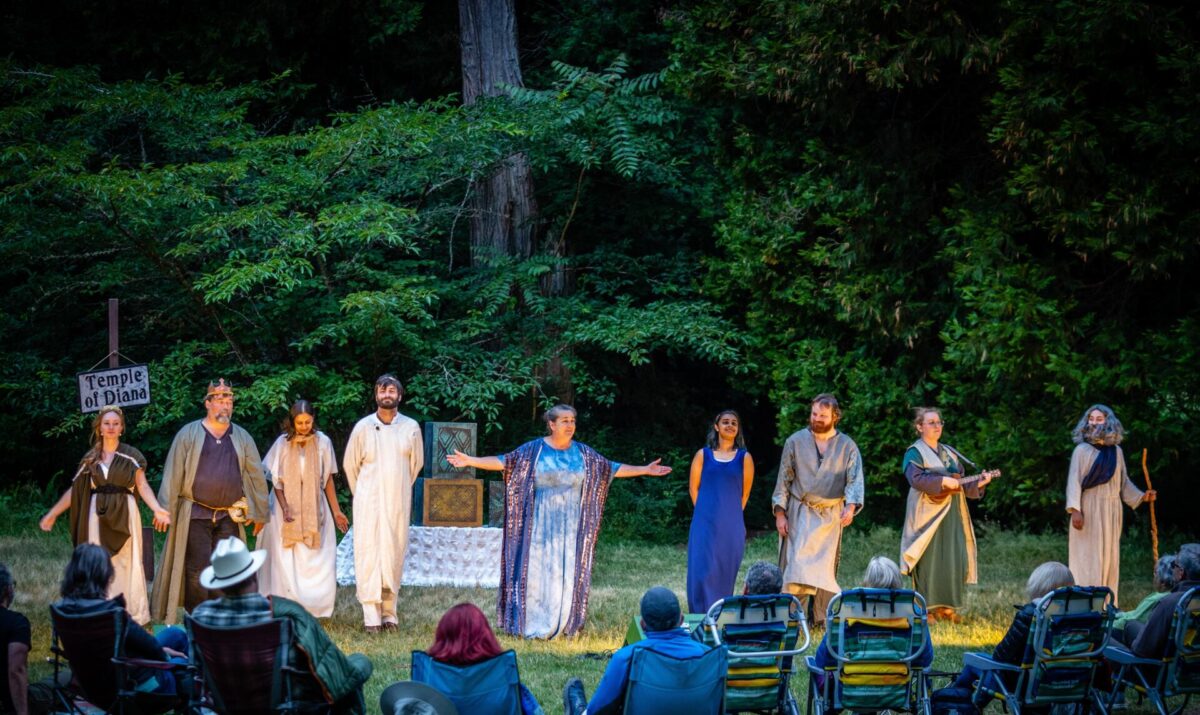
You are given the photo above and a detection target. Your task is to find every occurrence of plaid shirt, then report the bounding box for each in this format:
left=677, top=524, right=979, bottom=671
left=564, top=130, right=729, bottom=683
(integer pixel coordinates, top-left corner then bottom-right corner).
left=191, top=593, right=272, bottom=628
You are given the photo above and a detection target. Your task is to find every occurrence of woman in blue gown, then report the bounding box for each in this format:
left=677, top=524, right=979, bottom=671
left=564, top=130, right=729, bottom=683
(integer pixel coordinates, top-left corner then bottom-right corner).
left=446, top=405, right=673, bottom=638
left=687, top=409, right=755, bottom=614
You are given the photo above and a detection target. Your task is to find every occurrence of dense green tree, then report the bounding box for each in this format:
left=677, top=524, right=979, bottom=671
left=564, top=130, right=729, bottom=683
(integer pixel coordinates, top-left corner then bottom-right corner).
left=670, top=0, right=1198, bottom=526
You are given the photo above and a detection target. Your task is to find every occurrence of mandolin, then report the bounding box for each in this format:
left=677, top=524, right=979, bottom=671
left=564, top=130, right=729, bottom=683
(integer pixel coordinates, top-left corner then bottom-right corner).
left=932, top=469, right=1001, bottom=499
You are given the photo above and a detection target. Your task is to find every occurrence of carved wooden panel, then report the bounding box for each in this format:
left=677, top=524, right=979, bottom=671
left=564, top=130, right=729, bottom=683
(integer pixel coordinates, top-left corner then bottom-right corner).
left=421, top=478, right=484, bottom=527
left=424, top=422, right=477, bottom=479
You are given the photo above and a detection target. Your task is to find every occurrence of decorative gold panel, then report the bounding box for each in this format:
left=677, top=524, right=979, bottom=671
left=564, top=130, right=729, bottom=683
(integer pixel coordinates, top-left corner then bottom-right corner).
left=421, top=478, right=484, bottom=527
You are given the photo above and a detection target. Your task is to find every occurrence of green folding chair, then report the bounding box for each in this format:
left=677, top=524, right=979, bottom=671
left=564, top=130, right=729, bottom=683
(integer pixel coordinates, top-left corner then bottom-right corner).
left=805, top=588, right=930, bottom=715
left=701, top=593, right=810, bottom=714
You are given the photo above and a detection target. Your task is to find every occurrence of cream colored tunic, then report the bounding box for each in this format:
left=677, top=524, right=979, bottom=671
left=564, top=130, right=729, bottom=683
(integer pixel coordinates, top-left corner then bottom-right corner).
left=771, top=429, right=864, bottom=593
left=1065, top=443, right=1144, bottom=607
left=899, top=440, right=980, bottom=584
left=343, top=413, right=423, bottom=607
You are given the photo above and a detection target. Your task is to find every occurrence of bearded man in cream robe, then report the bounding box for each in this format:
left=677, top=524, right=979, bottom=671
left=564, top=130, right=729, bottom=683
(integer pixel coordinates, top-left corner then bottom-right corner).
left=343, top=374, right=423, bottom=632
left=772, top=393, right=864, bottom=624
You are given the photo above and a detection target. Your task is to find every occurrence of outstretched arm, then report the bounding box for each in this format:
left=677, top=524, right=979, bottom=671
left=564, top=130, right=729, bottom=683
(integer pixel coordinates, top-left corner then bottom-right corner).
left=446, top=450, right=504, bottom=472
left=614, top=459, right=672, bottom=478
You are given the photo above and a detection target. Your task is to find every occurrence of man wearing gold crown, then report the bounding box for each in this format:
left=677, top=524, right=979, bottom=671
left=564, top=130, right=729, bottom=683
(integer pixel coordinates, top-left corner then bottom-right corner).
left=151, top=379, right=268, bottom=624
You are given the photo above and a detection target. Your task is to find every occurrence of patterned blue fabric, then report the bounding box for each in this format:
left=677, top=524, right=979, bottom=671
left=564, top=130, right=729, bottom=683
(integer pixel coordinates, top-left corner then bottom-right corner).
left=499, top=439, right=615, bottom=637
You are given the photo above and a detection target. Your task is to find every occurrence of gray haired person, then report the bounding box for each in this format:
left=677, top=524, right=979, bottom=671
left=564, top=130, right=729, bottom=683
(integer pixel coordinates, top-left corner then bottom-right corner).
left=744, top=560, right=784, bottom=596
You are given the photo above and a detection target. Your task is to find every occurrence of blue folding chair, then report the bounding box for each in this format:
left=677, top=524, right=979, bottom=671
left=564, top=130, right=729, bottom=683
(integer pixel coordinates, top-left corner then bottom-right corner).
left=412, top=650, right=528, bottom=715
left=621, top=645, right=729, bottom=715
left=964, top=585, right=1114, bottom=714
left=1104, top=586, right=1200, bottom=715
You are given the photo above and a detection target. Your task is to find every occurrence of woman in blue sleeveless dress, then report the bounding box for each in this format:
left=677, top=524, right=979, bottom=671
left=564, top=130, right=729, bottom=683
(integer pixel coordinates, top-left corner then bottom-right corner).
left=686, top=410, right=755, bottom=614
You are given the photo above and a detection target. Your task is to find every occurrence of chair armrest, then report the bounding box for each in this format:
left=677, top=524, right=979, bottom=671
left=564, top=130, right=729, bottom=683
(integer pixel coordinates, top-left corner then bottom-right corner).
left=964, top=652, right=1021, bottom=673
left=1103, top=645, right=1159, bottom=666
left=804, top=655, right=833, bottom=675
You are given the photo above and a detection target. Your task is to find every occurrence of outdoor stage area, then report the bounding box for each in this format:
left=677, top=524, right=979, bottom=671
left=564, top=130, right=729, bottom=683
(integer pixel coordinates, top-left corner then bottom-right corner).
left=2, top=522, right=1170, bottom=712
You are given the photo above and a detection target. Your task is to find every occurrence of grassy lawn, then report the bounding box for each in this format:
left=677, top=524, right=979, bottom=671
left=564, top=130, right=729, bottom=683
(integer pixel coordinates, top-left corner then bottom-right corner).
left=1, top=521, right=1186, bottom=714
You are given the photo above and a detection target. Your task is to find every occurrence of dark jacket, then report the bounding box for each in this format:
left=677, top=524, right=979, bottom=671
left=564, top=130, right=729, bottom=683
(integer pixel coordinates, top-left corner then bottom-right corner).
left=992, top=602, right=1036, bottom=666
left=271, top=596, right=372, bottom=715
left=1131, top=580, right=1200, bottom=659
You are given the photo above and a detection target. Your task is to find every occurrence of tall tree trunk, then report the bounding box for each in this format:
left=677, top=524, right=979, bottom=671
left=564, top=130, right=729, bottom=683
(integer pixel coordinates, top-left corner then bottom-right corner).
left=458, top=0, right=537, bottom=263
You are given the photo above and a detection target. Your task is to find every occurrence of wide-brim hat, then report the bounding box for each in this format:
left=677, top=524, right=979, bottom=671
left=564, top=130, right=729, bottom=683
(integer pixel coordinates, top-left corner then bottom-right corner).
left=379, top=681, right=458, bottom=715
left=199, top=536, right=266, bottom=590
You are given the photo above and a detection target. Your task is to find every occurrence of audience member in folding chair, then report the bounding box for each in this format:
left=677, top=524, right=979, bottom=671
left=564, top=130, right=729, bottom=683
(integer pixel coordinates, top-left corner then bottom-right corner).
left=701, top=590, right=810, bottom=714
left=50, top=545, right=190, bottom=714
left=1103, top=548, right=1200, bottom=715
left=805, top=584, right=931, bottom=714
left=406, top=603, right=542, bottom=715
left=187, top=615, right=329, bottom=715
left=622, top=645, right=730, bottom=715
left=947, top=563, right=1114, bottom=715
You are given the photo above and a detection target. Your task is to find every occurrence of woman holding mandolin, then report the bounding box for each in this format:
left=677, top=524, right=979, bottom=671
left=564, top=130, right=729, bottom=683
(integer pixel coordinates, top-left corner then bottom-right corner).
left=899, top=407, right=998, bottom=623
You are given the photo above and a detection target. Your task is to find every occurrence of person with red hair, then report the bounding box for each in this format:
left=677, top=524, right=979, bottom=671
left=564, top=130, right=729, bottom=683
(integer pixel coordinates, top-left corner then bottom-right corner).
left=423, top=603, right=542, bottom=714
left=428, top=603, right=504, bottom=665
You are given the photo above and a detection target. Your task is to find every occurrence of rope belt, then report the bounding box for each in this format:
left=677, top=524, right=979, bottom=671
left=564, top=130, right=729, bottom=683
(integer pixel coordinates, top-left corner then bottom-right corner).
left=183, top=495, right=238, bottom=523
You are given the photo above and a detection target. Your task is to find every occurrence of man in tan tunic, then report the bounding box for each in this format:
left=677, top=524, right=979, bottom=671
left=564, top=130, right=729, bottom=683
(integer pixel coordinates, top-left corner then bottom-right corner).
left=772, top=393, right=864, bottom=624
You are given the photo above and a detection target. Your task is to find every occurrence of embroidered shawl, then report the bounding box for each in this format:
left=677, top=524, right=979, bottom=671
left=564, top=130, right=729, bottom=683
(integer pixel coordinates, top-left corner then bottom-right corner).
left=497, top=439, right=614, bottom=636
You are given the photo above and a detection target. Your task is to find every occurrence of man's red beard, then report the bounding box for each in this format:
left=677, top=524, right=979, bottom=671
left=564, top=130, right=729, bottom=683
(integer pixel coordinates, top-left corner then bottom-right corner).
left=810, top=419, right=833, bottom=433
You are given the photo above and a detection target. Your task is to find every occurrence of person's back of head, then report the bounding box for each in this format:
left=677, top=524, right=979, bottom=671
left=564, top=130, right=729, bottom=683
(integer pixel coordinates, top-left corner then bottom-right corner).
left=60, top=544, right=113, bottom=601
left=0, top=562, right=13, bottom=609
left=201, top=536, right=265, bottom=599
left=640, top=586, right=682, bottom=633
left=1026, top=562, right=1074, bottom=602
left=1177, top=545, right=1200, bottom=583
left=1154, top=555, right=1179, bottom=593
left=862, top=556, right=903, bottom=590
left=744, top=561, right=783, bottom=596
left=427, top=602, right=503, bottom=666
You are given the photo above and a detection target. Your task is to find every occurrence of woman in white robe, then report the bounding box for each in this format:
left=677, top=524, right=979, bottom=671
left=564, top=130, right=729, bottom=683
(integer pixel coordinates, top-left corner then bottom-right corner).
left=257, top=400, right=349, bottom=617
left=1065, top=404, right=1155, bottom=607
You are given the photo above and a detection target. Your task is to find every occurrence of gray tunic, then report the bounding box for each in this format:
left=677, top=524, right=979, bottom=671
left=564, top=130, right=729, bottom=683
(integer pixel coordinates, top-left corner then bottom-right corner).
left=771, top=429, right=865, bottom=593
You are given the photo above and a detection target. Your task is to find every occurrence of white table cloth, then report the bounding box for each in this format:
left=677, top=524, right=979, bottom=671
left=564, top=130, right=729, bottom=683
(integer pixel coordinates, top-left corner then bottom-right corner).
left=336, top=525, right=502, bottom=588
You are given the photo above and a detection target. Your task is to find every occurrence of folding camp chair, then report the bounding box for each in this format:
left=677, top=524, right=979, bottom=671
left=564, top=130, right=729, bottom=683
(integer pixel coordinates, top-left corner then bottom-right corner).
left=411, top=650, right=528, bottom=715
left=1104, top=586, right=1200, bottom=715
left=805, top=588, right=931, bottom=715
left=186, top=615, right=330, bottom=714
left=49, top=603, right=186, bottom=715
left=621, top=644, right=729, bottom=715
left=701, top=593, right=811, bottom=714
left=964, top=585, right=1114, bottom=715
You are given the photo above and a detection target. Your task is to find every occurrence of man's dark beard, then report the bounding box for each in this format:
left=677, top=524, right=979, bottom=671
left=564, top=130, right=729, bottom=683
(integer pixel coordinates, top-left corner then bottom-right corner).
left=377, top=397, right=398, bottom=409
left=810, top=419, right=832, bottom=433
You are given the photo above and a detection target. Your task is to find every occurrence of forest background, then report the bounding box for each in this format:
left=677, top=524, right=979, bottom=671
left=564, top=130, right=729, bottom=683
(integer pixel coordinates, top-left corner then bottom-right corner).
left=1, top=0, right=1196, bottom=541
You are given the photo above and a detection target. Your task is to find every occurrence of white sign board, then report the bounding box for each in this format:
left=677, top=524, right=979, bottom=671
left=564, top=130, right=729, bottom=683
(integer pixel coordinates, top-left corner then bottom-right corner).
left=77, top=364, right=151, bottom=413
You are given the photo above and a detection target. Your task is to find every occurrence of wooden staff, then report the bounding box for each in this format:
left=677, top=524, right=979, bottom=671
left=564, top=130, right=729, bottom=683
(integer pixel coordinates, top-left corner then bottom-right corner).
left=1141, top=448, right=1158, bottom=564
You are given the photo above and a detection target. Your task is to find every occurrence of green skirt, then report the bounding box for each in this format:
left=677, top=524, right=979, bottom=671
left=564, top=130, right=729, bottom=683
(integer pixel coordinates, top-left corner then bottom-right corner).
left=911, top=492, right=967, bottom=609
